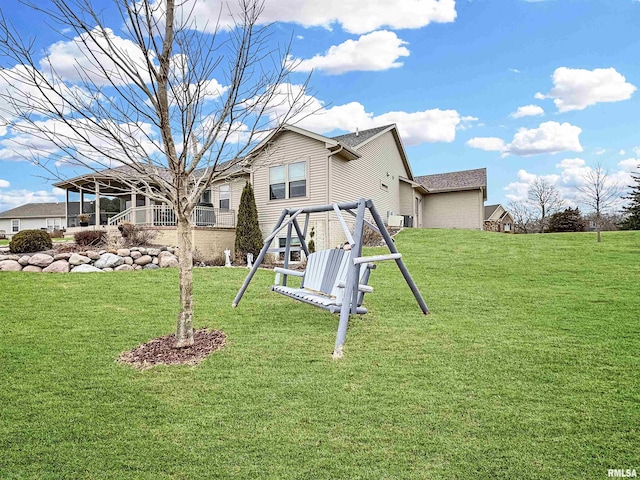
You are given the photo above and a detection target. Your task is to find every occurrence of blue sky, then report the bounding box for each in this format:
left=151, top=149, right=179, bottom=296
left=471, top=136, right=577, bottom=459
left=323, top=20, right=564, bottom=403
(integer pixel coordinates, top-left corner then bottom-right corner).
left=0, top=0, right=639, bottom=212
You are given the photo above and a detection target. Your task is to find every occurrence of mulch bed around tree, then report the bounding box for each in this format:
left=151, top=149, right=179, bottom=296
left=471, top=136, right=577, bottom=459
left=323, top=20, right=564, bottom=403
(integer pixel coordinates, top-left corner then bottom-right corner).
left=118, top=328, right=226, bottom=369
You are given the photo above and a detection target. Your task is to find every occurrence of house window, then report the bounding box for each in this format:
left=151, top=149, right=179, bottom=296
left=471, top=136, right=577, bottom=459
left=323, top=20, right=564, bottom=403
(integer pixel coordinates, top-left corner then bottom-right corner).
left=269, top=166, right=286, bottom=200
left=380, top=182, right=389, bottom=192
left=279, top=237, right=301, bottom=262
left=288, top=162, right=306, bottom=198
left=270, top=161, right=307, bottom=200
left=200, top=189, right=212, bottom=205
left=46, top=218, right=62, bottom=231
left=219, top=185, right=230, bottom=210
left=11, top=219, right=19, bottom=233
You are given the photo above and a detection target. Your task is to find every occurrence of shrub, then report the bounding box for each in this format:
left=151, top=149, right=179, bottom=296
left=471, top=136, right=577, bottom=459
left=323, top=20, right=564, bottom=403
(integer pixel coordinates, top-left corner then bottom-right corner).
left=49, top=229, right=65, bottom=239
left=9, top=229, right=53, bottom=253
left=548, top=207, right=586, bottom=233
left=235, top=181, right=263, bottom=261
left=74, top=230, right=107, bottom=247
left=117, top=222, right=157, bottom=247
left=308, top=227, right=316, bottom=254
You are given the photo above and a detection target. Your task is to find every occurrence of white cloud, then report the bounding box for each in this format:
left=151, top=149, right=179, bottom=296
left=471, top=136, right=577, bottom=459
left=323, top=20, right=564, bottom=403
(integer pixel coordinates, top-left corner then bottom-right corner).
left=0, top=188, right=65, bottom=212
left=536, top=67, right=636, bottom=112
left=468, top=121, right=583, bottom=157
left=257, top=83, right=462, bottom=145
left=509, top=68, right=521, bottom=74
left=619, top=150, right=626, bottom=156
left=619, top=158, right=640, bottom=171
left=510, top=104, right=544, bottom=118
left=595, top=148, right=606, bottom=155
left=466, top=137, right=505, bottom=152
left=158, top=0, right=457, bottom=35
left=0, top=179, right=9, bottom=188
left=41, top=27, right=155, bottom=86
left=292, top=30, right=409, bottom=74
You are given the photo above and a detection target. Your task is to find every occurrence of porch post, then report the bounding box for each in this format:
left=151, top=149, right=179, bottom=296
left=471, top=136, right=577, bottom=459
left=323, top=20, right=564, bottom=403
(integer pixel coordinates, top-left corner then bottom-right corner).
left=95, top=181, right=100, bottom=226
left=80, top=188, right=84, bottom=221
left=65, top=188, right=69, bottom=228
left=145, top=190, right=151, bottom=225
left=131, top=191, right=137, bottom=224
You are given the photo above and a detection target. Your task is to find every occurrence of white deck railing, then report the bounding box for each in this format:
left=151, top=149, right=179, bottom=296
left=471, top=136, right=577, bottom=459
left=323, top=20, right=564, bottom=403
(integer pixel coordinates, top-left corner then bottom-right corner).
left=107, top=205, right=235, bottom=228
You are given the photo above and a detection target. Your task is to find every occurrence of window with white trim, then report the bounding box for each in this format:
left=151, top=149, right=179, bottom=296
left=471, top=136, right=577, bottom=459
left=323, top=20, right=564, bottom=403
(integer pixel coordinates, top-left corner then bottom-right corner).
left=46, top=218, right=62, bottom=232
left=269, top=161, right=306, bottom=200
left=279, top=237, right=301, bottom=262
left=11, top=219, right=19, bottom=233
left=219, top=185, right=230, bottom=210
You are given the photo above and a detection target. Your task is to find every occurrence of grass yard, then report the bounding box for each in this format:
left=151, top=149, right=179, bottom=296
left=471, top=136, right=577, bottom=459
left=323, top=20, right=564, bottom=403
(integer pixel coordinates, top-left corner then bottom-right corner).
left=1, top=229, right=639, bottom=478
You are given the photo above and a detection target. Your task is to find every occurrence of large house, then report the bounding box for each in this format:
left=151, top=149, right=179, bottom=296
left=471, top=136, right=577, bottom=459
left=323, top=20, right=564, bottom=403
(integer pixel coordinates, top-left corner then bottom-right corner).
left=1, top=124, right=489, bottom=254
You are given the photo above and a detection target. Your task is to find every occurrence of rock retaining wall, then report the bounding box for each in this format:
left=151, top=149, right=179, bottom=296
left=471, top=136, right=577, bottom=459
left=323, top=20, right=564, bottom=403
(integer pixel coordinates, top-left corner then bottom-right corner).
left=0, top=246, right=179, bottom=273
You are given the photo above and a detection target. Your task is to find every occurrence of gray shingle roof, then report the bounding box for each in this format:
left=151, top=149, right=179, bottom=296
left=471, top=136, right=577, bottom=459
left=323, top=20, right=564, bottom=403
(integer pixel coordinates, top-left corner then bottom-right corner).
left=0, top=202, right=67, bottom=218
left=415, top=168, right=487, bottom=192
left=331, top=125, right=394, bottom=148
left=484, top=204, right=500, bottom=220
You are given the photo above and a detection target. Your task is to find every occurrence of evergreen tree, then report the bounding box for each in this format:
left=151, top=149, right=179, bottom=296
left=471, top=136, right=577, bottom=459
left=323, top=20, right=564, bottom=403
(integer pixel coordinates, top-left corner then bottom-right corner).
left=548, top=207, right=585, bottom=233
left=619, top=173, right=640, bottom=230
left=235, top=181, right=263, bottom=260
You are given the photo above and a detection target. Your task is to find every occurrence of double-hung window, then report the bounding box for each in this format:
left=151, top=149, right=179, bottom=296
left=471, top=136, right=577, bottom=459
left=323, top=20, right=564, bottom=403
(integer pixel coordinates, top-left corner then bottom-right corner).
left=269, top=161, right=306, bottom=200
left=46, top=218, right=62, bottom=232
left=11, top=219, right=19, bottom=233
left=219, top=185, right=230, bottom=210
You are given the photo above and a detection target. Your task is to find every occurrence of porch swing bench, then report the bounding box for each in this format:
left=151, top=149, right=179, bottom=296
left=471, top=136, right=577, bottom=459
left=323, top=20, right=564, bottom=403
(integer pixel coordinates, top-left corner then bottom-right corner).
left=271, top=248, right=388, bottom=314
left=233, top=198, right=428, bottom=358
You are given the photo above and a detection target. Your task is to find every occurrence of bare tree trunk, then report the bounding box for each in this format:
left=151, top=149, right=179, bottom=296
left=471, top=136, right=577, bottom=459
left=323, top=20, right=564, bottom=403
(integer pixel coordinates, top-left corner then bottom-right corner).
left=175, top=213, right=194, bottom=348
left=596, top=212, right=602, bottom=243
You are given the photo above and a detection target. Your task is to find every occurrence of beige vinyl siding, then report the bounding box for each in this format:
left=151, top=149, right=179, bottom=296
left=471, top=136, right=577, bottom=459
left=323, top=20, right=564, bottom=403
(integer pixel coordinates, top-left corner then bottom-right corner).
left=0, top=217, right=53, bottom=235
left=423, top=190, right=483, bottom=229
left=250, top=130, right=331, bottom=250
left=399, top=181, right=414, bottom=217
left=209, top=176, right=248, bottom=213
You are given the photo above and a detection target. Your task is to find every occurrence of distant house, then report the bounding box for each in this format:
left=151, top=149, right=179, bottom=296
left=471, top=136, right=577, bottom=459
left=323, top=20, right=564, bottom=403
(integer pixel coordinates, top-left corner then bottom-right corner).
left=484, top=204, right=514, bottom=233
left=0, top=202, right=68, bottom=237
left=45, top=124, right=490, bottom=255
left=414, top=168, right=487, bottom=230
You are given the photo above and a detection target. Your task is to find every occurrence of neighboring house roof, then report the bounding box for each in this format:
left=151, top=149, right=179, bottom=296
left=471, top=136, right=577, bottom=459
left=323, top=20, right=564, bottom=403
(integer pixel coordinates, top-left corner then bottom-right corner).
left=484, top=203, right=513, bottom=222
left=331, top=124, right=394, bottom=148
left=0, top=202, right=66, bottom=219
left=415, top=168, right=487, bottom=198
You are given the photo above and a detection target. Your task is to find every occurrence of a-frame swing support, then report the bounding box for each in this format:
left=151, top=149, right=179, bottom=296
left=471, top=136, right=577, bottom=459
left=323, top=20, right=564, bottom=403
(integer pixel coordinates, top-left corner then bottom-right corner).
left=232, top=198, right=429, bottom=358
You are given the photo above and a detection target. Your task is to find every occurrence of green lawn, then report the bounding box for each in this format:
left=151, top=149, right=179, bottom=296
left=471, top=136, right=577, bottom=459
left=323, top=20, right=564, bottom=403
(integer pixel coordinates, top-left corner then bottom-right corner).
left=1, top=229, right=639, bottom=479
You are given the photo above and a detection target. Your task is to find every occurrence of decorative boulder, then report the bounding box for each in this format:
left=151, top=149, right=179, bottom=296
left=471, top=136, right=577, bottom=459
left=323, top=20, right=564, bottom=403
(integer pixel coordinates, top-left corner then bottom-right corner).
left=124, top=257, right=133, bottom=265
left=85, top=251, right=101, bottom=260
left=69, top=253, right=91, bottom=266
left=0, top=260, right=23, bottom=271
left=94, top=253, right=124, bottom=269
left=130, top=251, right=142, bottom=260
left=22, top=265, right=42, bottom=273
left=117, top=248, right=131, bottom=257
left=115, top=264, right=134, bottom=271
left=158, top=251, right=178, bottom=268
left=18, top=255, right=31, bottom=266
left=71, top=264, right=104, bottom=273
left=28, top=253, right=54, bottom=268
left=54, top=253, right=73, bottom=261
left=134, top=255, right=153, bottom=266
left=146, top=248, right=160, bottom=256
left=43, top=260, right=70, bottom=273
left=0, top=254, right=20, bottom=262
left=143, top=263, right=159, bottom=270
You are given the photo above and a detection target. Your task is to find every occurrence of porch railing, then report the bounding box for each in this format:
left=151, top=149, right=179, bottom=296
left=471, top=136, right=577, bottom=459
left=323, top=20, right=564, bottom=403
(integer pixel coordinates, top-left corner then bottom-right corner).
left=107, top=205, right=235, bottom=228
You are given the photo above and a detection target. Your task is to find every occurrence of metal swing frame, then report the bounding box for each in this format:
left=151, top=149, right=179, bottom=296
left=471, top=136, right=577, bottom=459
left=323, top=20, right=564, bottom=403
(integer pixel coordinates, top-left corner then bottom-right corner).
left=233, top=198, right=429, bottom=358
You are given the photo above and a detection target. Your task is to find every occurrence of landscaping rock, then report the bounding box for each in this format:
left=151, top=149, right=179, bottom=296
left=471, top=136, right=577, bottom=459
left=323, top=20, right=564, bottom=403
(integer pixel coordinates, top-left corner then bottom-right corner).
left=18, top=255, right=31, bottom=266
left=85, top=250, right=100, bottom=260
left=152, top=257, right=158, bottom=265
left=22, top=265, right=42, bottom=273
left=130, top=251, right=142, bottom=260
left=69, top=253, right=91, bottom=266
left=71, top=264, right=104, bottom=273
left=103, top=267, right=114, bottom=272
left=54, top=253, right=73, bottom=261
left=43, top=260, right=70, bottom=273
left=146, top=248, right=160, bottom=256
left=143, top=263, right=159, bottom=270
left=124, top=257, right=133, bottom=265
left=117, top=248, right=131, bottom=257
left=28, top=253, right=54, bottom=267
left=95, top=253, right=124, bottom=269
left=0, top=260, right=23, bottom=271
left=0, top=254, right=20, bottom=262
left=134, top=255, right=153, bottom=266
left=138, top=248, right=147, bottom=255
left=158, top=251, right=178, bottom=268
left=115, top=264, right=134, bottom=271
left=134, top=265, right=142, bottom=270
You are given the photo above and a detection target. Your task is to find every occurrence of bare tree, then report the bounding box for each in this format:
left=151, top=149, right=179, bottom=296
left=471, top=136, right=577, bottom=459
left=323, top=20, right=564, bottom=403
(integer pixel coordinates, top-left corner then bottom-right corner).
left=0, top=0, right=308, bottom=347
left=527, top=178, right=564, bottom=232
left=507, top=200, right=535, bottom=234
left=577, top=163, right=621, bottom=242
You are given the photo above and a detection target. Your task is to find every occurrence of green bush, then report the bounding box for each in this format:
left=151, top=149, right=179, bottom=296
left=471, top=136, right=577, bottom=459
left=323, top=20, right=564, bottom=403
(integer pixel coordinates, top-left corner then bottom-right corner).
left=235, top=181, right=263, bottom=261
left=9, top=229, right=53, bottom=253
left=74, top=230, right=107, bottom=247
